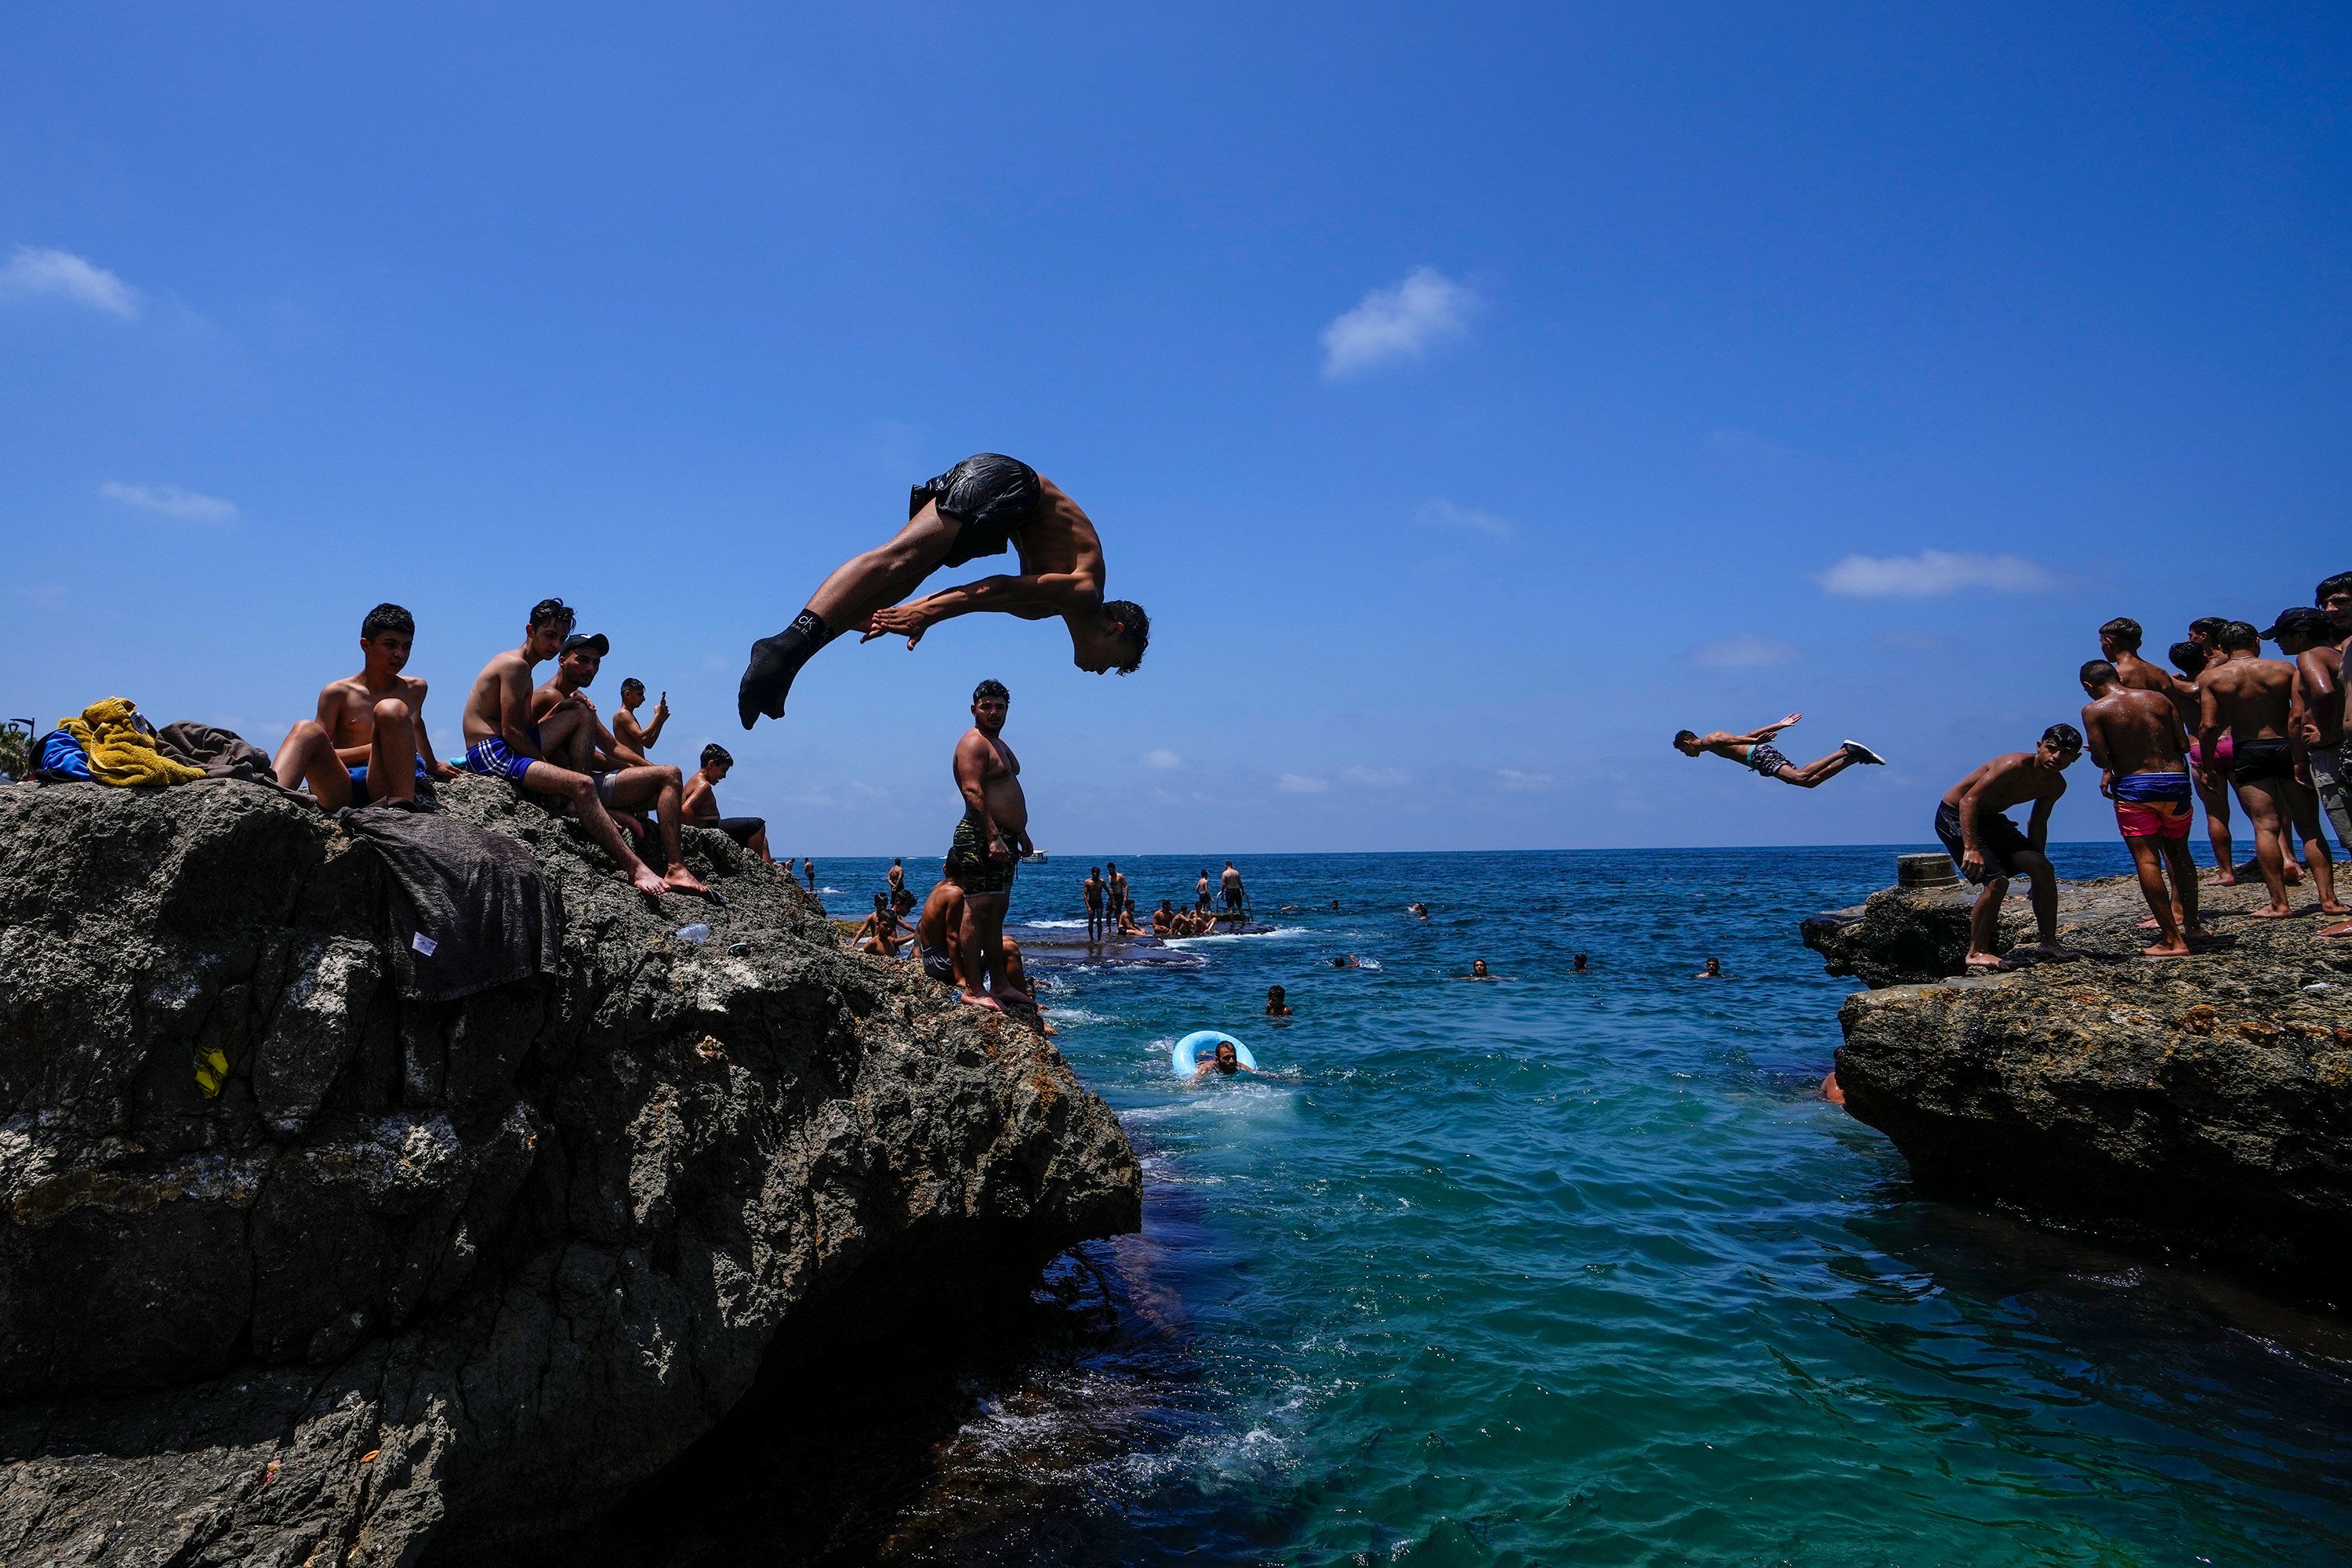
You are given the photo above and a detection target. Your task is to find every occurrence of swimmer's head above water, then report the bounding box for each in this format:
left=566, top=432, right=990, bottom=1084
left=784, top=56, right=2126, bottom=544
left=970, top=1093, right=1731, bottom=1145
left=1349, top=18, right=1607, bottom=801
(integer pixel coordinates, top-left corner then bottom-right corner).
left=1210, top=1040, right=1240, bottom=1074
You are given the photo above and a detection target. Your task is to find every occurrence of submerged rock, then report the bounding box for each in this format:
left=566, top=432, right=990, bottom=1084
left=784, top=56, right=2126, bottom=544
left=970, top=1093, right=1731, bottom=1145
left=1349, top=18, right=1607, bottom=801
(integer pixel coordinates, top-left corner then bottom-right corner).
left=1815, top=869, right=2352, bottom=1293
left=0, top=775, right=1140, bottom=1564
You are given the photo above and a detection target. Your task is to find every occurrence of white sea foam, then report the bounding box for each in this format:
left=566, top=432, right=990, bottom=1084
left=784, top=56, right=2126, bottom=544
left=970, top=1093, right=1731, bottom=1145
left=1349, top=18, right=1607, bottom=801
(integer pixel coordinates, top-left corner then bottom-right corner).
left=1022, top=917, right=1095, bottom=930
left=1162, top=925, right=1311, bottom=949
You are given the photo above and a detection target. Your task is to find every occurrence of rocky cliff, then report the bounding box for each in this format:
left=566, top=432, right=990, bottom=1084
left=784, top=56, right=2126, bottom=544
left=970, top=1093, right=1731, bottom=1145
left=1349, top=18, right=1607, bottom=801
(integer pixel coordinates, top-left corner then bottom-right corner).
left=0, top=775, right=1141, bottom=1565
left=1814, top=871, right=2352, bottom=1293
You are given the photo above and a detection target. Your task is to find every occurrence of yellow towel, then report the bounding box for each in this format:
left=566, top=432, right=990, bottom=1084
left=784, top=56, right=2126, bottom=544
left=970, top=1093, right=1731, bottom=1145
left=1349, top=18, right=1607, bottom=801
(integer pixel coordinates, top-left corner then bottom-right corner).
left=57, top=697, right=204, bottom=788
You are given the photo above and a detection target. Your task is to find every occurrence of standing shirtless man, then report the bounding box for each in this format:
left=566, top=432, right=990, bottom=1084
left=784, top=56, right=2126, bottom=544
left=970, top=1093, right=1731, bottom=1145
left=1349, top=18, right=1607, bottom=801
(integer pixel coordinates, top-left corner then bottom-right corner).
left=1106, top=862, right=1131, bottom=928
left=944, top=679, right=1032, bottom=1010
left=2269, top=608, right=2352, bottom=859
left=1083, top=866, right=1106, bottom=945
left=738, top=455, right=1151, bottom=725
left=2080, top=661, right=2201, bottom=956
left=2165, top=641, right=2239, bottom=883
left=1933, top=726, right=2085, bottom=969
left=274, top=602, right=460, bottom=810
left=2198, top=622, right=2343, bottom=919
left=459, top=598, right=696, bottom=901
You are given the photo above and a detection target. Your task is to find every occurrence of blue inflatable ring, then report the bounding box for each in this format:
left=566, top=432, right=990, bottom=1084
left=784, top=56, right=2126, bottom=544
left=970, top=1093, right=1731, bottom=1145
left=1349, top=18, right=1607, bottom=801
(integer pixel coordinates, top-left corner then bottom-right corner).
left=1174, top=1029, right=1258, bottom=1077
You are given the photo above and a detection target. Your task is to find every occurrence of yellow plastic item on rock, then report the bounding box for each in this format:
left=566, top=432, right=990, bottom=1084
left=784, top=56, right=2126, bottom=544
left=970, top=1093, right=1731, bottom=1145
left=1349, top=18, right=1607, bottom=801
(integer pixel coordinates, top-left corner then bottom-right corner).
left=57, top=697, right=203, bottom=788
left=194, top=1044, right=229, bottom=1098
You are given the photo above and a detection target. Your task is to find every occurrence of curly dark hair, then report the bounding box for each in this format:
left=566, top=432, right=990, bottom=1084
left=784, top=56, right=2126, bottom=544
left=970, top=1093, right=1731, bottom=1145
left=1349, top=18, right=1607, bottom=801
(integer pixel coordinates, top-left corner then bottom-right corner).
left=361, top=603, right=415, bottom=641
left=1102, top=600, right=1149, bottom=674
left=528, top=597, right=575, bottom=634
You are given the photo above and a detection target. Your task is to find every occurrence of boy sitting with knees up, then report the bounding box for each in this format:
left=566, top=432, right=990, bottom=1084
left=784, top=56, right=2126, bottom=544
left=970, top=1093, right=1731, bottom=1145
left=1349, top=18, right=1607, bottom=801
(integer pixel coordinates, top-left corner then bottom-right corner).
left=274, top=602, right=459, bottom=811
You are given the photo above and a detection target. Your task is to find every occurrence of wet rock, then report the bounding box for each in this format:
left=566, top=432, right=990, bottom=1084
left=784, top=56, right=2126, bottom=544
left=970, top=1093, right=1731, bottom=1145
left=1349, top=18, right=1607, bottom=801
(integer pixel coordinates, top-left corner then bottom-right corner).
left=0, top=775, right=1141, bottom=1563
left=1814, top=869, right=2352, bottom=1291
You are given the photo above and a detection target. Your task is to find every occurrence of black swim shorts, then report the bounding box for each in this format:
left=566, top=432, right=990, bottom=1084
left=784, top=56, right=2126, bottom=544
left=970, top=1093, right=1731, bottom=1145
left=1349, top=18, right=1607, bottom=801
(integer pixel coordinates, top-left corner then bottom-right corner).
left=912, top=453, right=1043, bottom=569
left=945, top=811, right=1018, bottom=896
left=709, top=815, right=765, bottom=847
left=2230, top=737, right=2296, bottom=787
left=1934, top=800, right=2034, bottom=885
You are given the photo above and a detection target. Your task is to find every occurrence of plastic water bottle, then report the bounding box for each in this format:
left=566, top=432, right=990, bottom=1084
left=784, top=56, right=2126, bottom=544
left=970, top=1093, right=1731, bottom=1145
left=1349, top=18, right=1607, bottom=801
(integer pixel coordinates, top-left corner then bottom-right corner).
left=675, top=924, right=710, bottom=945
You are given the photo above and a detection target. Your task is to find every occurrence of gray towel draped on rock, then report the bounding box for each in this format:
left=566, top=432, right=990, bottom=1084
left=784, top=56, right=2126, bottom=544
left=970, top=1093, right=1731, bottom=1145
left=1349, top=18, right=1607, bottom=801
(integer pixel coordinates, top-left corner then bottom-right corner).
left=154, top=721, right=281, bottom=783
left=339, top=800, right=563, bottom=1001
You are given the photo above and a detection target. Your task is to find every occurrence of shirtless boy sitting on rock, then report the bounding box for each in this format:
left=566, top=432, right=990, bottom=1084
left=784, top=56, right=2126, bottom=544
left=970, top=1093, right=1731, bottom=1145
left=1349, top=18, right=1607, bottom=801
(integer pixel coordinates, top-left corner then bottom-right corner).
left=2198, top=619, right=2343, bottom=920
left=459, top=597, right=702, bottom=902
left=1935, top=725, right=2085, bottom=970
left=528, top=631, right=706, bottom=893
left=2080, top=659, right=2202, bottom=956
left=274, top=602, right=460, bottom=810
left=738, top=454, right=1149, bottom=726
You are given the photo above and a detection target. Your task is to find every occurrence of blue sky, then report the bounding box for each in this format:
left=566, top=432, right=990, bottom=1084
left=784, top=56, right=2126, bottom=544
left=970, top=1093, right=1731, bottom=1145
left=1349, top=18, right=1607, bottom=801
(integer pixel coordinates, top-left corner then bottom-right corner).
left=3, top=4, right=2347, bottom=853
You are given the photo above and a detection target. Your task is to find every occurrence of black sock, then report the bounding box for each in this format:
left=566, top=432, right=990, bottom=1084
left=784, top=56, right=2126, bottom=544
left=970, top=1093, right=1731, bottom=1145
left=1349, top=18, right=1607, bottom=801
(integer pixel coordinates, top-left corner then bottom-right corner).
left=738, top=608, right=832, bottom=726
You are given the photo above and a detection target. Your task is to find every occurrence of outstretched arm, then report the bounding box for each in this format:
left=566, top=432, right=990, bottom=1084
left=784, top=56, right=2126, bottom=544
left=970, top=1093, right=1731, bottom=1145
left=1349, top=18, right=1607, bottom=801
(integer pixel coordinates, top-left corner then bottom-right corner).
left=864, top=572, right=1099, bottom=645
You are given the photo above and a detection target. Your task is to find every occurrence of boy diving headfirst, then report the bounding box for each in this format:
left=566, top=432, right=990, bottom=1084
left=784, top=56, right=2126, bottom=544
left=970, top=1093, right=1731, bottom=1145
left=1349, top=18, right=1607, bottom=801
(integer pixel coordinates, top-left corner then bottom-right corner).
left=736, top=454, right=1150, bottom=726
left=274, top=603, right=459, bottom=810
left=459, top=597, right=703, bottom=902
left=1672, top=713, right=1886, bottom=786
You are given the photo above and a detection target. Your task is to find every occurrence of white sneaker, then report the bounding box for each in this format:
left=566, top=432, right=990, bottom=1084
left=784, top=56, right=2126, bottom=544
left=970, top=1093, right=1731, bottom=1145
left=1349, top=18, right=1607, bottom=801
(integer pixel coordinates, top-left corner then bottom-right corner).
left=1842, top=740, right=1887, bottom=765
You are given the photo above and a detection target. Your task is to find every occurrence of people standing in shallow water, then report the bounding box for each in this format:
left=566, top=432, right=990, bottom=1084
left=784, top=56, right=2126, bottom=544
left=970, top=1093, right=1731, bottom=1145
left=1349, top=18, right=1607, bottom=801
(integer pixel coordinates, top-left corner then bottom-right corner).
left=2201, top=620, right=2344, bottom=919
left=1935, top=726, right=2084, bottom=969
left=1083, top=866, right=1106, bottom=944
left=1673, top=713, right=1886, bottom=787
left=736, top=454, right=1149, bottom=725
left=2079, top=660, right=2202, bottom=956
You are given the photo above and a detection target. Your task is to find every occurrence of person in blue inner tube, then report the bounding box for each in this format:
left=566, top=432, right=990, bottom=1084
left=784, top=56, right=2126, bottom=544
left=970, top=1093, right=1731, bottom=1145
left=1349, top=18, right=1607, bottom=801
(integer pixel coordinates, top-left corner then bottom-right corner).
left=1190, top=1039, right=1280, bottom=1082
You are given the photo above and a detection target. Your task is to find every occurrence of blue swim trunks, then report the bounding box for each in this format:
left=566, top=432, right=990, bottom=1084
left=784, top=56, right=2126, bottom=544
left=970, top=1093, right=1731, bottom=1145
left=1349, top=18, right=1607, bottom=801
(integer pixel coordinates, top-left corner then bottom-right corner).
left=463, top=737, right=535, bottom=782
left=349, top=757, right=430, bottom=807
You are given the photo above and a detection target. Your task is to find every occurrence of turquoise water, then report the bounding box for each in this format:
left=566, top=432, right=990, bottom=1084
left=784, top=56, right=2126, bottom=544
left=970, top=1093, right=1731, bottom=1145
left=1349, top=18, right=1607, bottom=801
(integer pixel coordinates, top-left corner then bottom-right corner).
left=785, top=847, right=2352, bottom=1565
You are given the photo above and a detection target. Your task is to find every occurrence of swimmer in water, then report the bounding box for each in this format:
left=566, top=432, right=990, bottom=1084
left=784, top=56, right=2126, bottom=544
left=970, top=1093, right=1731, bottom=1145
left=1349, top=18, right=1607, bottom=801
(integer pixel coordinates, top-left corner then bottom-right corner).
left=1189, top=1039, right=1279, bottom=1081
left=1696, top=956, right=1722, bottom=978
left=1265, top=985, right=1293, bottom=1018
left=1330, top=954, right=1359, bottom=968
left=1408, top=902, right=1430, bottom=919
left=1457, top=960, right=1496, bottom=980
left=1572, top=953, right=1590, bottom=973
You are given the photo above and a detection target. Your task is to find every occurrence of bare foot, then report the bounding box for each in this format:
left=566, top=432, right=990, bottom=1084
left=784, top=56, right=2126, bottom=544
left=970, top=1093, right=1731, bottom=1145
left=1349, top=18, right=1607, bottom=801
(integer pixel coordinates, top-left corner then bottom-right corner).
left=1964, top=953, right=2007, bottom=971
left=2212, top=871, right=2239, bottom=887
left=2249, top=905, right=2297, bottom=919
left=664, top=866, right=710, bottom=896
left=630, top=866, right=670, bottom=899
left=2140, top=939, right=2190, bottom=957
left=2323, top=902, right=2351, bottom=916
left=2032, top=942, right=2086, bottom=960
left=996, top=988, right=1036, bottom=1007
left=2319, top=921, right=2352, bottom=938
left=2135, top=916, right=2161, bottom=931
left=2184, top=924, right=2217, bottom=942
left=958, top=989, right=1004, bottom=1012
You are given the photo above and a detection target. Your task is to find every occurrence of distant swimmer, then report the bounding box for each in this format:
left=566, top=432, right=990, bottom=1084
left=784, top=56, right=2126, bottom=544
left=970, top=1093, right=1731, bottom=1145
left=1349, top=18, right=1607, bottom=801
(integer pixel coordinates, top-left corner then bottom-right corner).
left=1330, top=899, right=1341, bottom=912
left=2200, top=621, right=2343, bottom=918
left=1458, top=960, right=1497, bottom=981
left=1265, top=985, right=1293, bottom=1018
left=1407, top=902, right=1429, bottom=919
left=1935, top=726, right=2085, bottom=970
left=1330, top=954, right=1360, bottom=968
left=1673, top=713, right=1886, bottom=788
left=1694, top=957, right=1722, bottom=978
left=2079, top=661, right=2201, bottom=956
left=2168, top=641, right=2238, bottom=883
left=1189, top=1038, right=1279, bottom=1082
left=1573, top=953, right=1590, bottom=973
left=737, top=454, right=1149, bottom=725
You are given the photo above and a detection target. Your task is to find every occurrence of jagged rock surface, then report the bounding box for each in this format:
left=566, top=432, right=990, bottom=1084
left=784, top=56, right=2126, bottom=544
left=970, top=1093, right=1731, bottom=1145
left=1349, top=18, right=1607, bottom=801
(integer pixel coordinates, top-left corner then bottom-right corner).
left=1820, top=871, right=2352, bottom=1290
left=0, top=775, right=1141, bottom=1565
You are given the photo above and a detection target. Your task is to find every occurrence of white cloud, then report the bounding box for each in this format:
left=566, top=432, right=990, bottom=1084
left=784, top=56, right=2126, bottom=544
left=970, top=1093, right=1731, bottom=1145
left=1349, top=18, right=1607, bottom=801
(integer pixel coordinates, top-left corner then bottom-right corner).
left=1321, top=266, right=1474, bottom=379
left=1817, top=550, right=2049, bottom=598
left=1688, top=635, right=1798, bottom=670
left=1141, top=748, right=1181, bottom=770
left=1276, top=772, right=1329, bottom=794
left=1496, top=768, right=1555, bottom=791
left=1345, top=765, right=1409, bottom=788
left=1414, top=498, right=1512, bottom=537
left=0, top=247, right=138, bottom=317
left=100, top=481, right=238, bottom=524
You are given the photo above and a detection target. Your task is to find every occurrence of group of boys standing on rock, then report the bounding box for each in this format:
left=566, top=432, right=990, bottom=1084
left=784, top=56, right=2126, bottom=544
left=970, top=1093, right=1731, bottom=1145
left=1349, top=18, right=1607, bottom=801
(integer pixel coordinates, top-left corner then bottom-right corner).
left=1681, top=572, right=2352, bottom=971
